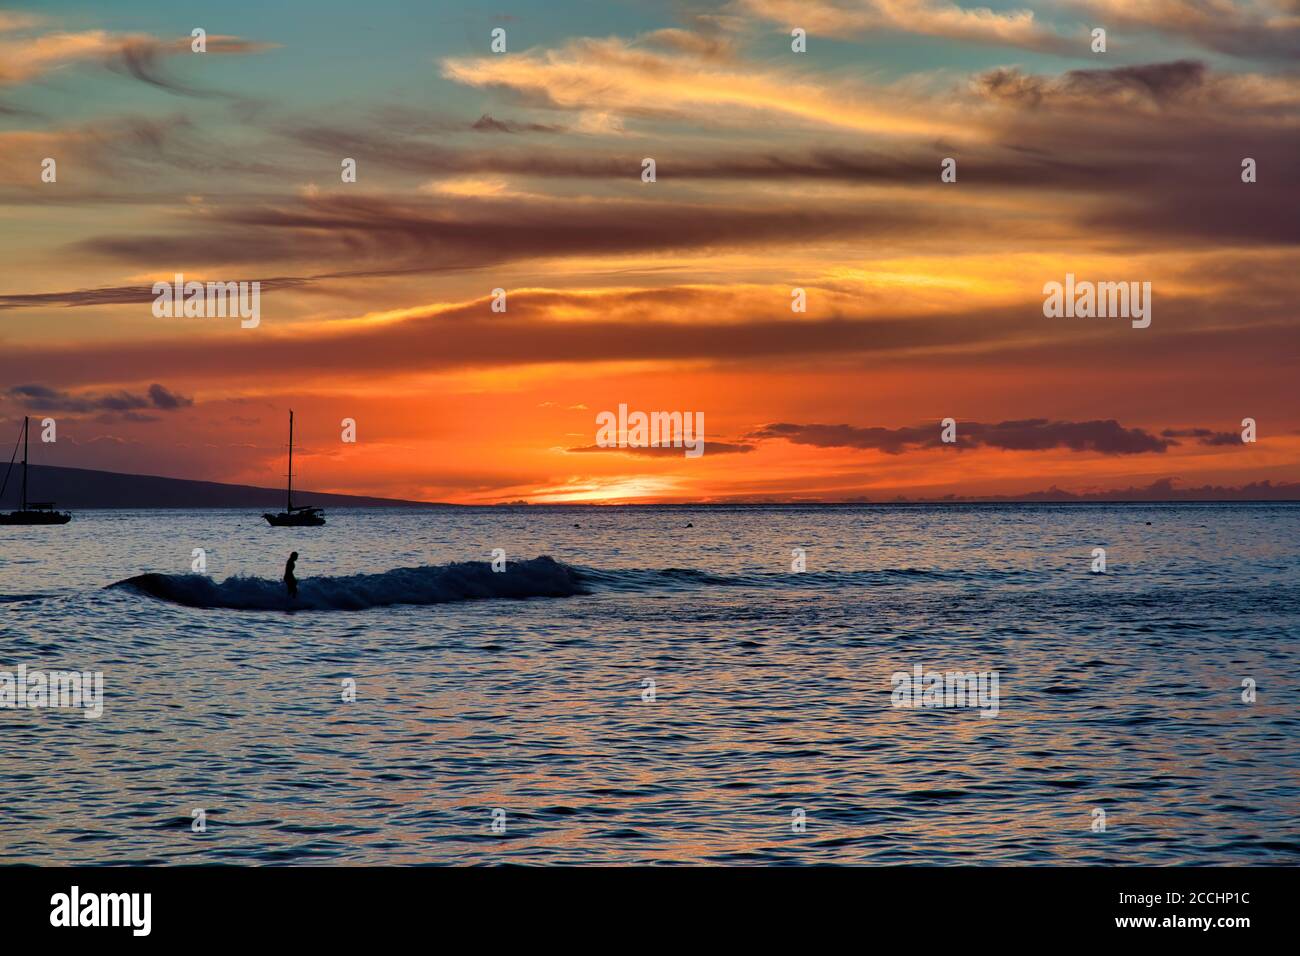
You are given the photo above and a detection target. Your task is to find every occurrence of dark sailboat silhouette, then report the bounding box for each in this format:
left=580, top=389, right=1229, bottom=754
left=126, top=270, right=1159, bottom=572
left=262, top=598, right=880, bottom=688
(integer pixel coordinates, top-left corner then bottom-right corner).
left=262, top=410, right=325, bottom=527
left=0, top=416, right=72, bottom=525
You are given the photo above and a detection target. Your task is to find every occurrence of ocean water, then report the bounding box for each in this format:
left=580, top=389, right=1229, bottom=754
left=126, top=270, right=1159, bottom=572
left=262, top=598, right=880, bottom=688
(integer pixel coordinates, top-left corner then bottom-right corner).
left=1, top=503, right=1297, bottom=865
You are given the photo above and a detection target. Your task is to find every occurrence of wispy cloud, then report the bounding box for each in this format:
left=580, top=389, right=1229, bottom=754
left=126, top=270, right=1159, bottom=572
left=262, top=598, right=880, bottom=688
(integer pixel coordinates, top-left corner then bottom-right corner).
left=1063, top=0, right=1300, bottom=59
left=734, top=0, right=1074, bottom=53
left=0, top=22, right=272, bottom=90
left=106, top=35, right=277, bottom=98
left=441, top=33, right=959, bottom=136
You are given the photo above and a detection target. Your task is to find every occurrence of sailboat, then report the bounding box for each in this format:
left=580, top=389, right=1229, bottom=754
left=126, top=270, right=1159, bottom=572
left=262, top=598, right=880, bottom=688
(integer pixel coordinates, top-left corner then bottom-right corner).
left=262, top=410, right=325, bottom=526
left=0, top=416, right=72, bottom=525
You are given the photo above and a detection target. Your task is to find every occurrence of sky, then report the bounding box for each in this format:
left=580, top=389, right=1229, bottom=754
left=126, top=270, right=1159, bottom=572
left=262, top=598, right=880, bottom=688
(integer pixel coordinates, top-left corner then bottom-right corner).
left=0, top=0, right=1297, bottom=503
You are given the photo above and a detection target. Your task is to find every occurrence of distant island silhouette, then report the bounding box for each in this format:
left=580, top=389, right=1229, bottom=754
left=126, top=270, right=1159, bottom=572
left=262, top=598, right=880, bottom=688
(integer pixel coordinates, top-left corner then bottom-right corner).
left=0, top=464, right=451, bottom=510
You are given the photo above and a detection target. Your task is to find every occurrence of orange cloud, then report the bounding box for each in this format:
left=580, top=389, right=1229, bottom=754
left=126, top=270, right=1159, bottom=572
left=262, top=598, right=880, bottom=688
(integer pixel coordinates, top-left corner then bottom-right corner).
left=0, top=29, right=120, bottom=84
left=441, top=35, right=964, bottom=138
left=735, top=0, right=1073, bottom=53
left=0, top=17, right=274, bottom=89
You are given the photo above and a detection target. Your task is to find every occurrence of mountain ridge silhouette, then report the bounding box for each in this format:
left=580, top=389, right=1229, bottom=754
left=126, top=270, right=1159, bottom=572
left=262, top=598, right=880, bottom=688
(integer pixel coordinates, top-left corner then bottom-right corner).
left=0, top=464, right=451, bottom=509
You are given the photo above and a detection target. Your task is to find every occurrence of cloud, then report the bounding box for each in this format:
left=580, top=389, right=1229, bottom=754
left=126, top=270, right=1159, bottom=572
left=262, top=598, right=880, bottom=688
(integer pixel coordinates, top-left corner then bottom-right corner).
left=106, top=35, right=277, bottom=98
left=1160, top=427, right=1247, bottom=446
left=146, top=383, right=192, bottom=410
left=279, top=57, right=1299, bottom=251
left=0, top=29, right=121, bottom=85
left=10, top=54, right=1289, bottom=263
left=0, top=286, right=1042, bottom=387
left=470, top=113, right=565, bottom=133
left=63, top=190, right=961, bottom=274
left=965, top=60, right=1300, bottom=245
left=976, top=60, right=1211, bottom=109
left=973, top=59, right=1300, bottom=132
left=566, top=441, right=756, bottom=456
left=418, top=175, right=529, bottom=198
left=441, top=34, right=958, bottom=136
left=751, top=418, right=1180, bottom=454
left=640, top=27, right=738, bottom=61
left=1063, top=0, right=1300, bottom=60
left=0, top=115, right=289, bottom=192
left=0, top=274, right=310, bottom=309
left=5, top=383, right=193, bottom=414
left=96, top=411, right=161, bottom=424
left=735, top=0, right=1073, bottom=53
left=0, top=20, right=272, bottom=90
left=2, top=269, right=1295, bottom=393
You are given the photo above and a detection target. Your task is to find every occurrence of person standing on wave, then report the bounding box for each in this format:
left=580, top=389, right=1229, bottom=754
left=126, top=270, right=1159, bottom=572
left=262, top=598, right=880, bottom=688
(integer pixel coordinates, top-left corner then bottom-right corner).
left=284, top=551, right=299, bottom=600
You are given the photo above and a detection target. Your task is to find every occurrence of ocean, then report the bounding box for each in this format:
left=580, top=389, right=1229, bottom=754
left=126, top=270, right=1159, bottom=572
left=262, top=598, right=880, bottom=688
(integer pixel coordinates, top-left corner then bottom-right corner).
left=1, top=503, right=1297, bottom=865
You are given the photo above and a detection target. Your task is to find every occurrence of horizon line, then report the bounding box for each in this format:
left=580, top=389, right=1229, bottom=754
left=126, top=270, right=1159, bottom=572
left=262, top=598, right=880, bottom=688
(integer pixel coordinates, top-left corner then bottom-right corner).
left=14, top=463, right=1300, bottom=507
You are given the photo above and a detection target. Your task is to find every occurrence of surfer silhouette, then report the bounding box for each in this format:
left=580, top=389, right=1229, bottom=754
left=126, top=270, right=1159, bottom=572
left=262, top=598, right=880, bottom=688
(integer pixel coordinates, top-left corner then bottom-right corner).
left=284, top=551, right=298, bottom=599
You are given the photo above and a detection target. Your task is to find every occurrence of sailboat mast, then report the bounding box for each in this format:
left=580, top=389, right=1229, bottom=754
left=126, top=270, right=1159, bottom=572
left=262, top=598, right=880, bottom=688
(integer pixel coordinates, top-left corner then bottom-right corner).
left=287, top=410, right=294, bottom=512
left=21, top=416, right=28, bottom=511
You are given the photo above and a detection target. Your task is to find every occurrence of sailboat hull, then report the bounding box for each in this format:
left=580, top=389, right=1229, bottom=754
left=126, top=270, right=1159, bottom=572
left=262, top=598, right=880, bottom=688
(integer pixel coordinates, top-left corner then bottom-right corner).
left=263, top=511, right=325, bottom=527
left=0, top=510, right=72, bottom=525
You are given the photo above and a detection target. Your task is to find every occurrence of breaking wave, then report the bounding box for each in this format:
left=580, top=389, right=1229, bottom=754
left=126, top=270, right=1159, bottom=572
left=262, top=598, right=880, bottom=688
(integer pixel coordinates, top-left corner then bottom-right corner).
left=107, top=556, right=1050, bottom=611
left=110, top=556, right=587, bottom=611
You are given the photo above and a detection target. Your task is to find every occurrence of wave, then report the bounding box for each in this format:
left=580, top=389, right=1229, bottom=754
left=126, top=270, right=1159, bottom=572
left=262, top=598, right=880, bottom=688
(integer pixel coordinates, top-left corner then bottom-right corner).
left=572, top=565, right=998, bottom=591
left=574, top=566, right=752, bottom=590
left=110, top=556, right=587, bottom=611
left=107, top=559, right=1037, bottom=611
left=0, top=593, right=51, bottom=604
